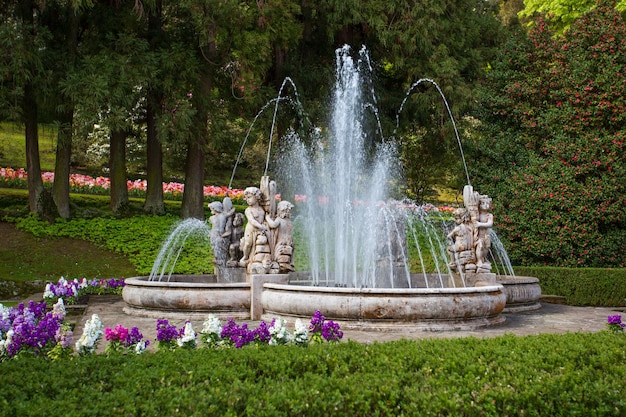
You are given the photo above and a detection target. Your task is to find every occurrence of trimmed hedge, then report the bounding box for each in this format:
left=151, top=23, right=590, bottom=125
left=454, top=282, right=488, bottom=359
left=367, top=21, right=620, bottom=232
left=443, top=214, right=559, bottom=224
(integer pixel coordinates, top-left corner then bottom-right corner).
left=1, top=333, right=625, bottom=416
left=516, top=266, right=626, bottom=307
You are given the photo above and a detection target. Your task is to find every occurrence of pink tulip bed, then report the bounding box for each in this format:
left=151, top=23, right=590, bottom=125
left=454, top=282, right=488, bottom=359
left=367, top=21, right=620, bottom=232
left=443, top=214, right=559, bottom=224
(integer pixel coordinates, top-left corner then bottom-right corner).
left=0, top=166, right=245, bottom=202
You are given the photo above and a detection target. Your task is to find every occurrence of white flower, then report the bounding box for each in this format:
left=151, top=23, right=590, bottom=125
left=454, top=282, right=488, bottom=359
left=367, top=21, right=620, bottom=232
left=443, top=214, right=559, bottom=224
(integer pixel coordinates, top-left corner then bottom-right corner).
left=134, top=340, right=147, bottom=354
left=77, top=278, right=88, bottom=290
left=52, top=298, right=66, bottom=320
left=293, top=319, right=309, bottom=346
left=75, top=314, right=104, bottom=355
left=201, top=314, right=222, bottom=336
left=43, top=283, right=55, bottom=300
left=176, top=322, right=197, bottom=348
left=269, top=318, right=291, bottom=345
left=0, top=329, right=14, bottom=357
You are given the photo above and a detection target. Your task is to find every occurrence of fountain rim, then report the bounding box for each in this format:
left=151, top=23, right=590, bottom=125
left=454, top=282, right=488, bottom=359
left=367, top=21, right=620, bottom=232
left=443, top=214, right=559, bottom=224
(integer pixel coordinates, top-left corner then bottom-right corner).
left=263, top=282, right=504, bottom=294
left=125, top=276, right=250, bottom=288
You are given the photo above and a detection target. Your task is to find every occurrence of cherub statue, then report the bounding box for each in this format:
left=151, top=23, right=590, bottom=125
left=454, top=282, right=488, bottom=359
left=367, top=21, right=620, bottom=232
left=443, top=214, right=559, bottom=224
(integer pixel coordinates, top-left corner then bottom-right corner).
left=474, top=195, right=493, bottom=272
left=446, top=207, right=473, bottom=270
left=266, top=200, right=295, bottom=273
left=227, top=212, right=245, bottom=267
left=208, top=201, right=229, bottom=266
left=239, top=187, right=269, bottom=268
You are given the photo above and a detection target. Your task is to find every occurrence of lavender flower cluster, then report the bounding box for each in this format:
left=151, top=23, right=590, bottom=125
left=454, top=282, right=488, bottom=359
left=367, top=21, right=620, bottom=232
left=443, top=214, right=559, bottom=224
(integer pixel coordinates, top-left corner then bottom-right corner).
left=0, top=300, right=71, bottom=360
left=44, top=277, right=126, bottom=304
left=607, top=315, right=626, bottom=334
left=309, top=310, right=344, bottom=343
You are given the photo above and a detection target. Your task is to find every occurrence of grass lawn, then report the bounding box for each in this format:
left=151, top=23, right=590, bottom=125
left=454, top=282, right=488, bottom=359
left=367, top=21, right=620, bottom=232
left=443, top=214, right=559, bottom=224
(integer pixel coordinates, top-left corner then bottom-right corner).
left=0, top=220, right=137, bottom=284
left=0, top=122, right=57, bottom=171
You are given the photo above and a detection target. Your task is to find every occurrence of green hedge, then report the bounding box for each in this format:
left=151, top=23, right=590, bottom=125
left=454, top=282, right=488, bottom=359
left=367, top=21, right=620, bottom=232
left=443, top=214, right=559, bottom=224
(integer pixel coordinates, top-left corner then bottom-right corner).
left=516, top=266, right=626, bottom=307
left=1, top=333, right=625, bottom=416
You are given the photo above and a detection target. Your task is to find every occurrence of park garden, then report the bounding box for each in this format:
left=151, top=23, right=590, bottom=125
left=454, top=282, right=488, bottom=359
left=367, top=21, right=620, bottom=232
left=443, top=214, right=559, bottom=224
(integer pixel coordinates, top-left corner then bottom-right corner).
left=1, top=0, right=626, bottom=415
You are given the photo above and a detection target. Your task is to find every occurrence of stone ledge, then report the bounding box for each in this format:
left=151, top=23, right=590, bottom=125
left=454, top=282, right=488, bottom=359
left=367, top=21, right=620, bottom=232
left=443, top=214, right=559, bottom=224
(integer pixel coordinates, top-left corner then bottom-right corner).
left=540, top=294, right=567, bottom=304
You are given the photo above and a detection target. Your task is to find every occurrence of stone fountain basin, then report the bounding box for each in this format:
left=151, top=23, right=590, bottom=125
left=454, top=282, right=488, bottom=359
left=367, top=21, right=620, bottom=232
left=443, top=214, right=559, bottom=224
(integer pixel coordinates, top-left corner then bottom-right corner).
left=497, top=276, right=542, bottom=313
left=122, top=274, right=538, bottom=331
left=260, top=283, right=508, bottom=331
left=123, top=275, right=251, bottom=320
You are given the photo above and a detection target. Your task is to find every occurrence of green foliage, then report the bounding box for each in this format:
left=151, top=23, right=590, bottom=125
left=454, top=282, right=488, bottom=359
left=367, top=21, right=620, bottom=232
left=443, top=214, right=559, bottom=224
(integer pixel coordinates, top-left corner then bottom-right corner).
left=0, top=333, right=625, bottom=415
left=516, top=266, right=626, bottom=306
left=469, top=2, right=626, bottom=267
left=13, top=214, right=214, bottom=275
left=519, top=0, right=626, bottom=34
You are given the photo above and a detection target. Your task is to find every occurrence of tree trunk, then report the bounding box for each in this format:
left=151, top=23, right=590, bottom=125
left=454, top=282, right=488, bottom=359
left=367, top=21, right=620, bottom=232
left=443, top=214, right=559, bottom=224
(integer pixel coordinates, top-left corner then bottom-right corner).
left=144, top=0, right=165, bottom=215
left=144, top=93, right=165, bottom=214
left=181, top=73, right=210, bottom=219
left=180, top=136, right=206, bottom=219
left=24, top=82, right=45, bottom=214
left=51, top=5, right=79, bottom=219
left=109, top=129, right=129, bottom=213
left=51, top=112, right=72, bottom=218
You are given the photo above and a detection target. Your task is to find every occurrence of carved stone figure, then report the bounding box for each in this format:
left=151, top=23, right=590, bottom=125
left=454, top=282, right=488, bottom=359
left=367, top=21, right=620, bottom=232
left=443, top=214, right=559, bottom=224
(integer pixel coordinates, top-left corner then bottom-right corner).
left=208, top=201, right=229, bottom=269
left=239, top=187, right=269, bottom=272
left=449, top=185, right=495, bottom=278
left=446, top=207, right=474, bottom=270
left=474, top=195, right=493, bottom=273
left=266, top=200, right=295, bottom=273
left=235, top=177, right=296, bottom=275
left=227, top=212, right=245, bottom=267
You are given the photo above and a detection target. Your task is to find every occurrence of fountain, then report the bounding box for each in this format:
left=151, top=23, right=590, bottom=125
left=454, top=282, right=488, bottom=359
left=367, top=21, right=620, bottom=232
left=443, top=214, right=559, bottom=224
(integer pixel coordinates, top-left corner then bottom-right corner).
left=123, top=45, right=540, bottom=329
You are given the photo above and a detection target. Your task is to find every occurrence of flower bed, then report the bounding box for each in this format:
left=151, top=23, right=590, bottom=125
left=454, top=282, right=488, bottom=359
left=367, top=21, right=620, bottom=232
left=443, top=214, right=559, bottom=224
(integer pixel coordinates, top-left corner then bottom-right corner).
left=0, top=167, right=245, bottom=202
left=1, top=294, right=343, bottom=361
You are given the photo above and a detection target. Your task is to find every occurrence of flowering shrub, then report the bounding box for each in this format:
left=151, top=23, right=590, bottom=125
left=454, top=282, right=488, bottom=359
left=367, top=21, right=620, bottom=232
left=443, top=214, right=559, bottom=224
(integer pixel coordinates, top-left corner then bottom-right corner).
left=0, top=300, right=72, bottom=361
left=470, top=4, right=626, bottom=268
left=44, top=277, right=125, bottom=305
left=606, top=315, right=626, bottom=334
left=104, top=324, right=149, bottom=354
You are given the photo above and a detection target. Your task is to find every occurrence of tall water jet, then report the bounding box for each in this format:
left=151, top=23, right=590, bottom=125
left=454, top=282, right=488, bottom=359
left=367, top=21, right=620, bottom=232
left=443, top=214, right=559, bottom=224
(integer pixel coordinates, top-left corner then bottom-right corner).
left=279, top=45, right=403, bottom=288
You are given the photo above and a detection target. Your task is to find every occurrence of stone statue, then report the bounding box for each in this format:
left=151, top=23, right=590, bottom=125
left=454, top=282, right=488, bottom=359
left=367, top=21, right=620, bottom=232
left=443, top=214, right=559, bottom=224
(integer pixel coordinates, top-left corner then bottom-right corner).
left=235, top=177, right=296, bottom=275
left=446, top=207, right=474, bottom=270
left=208, top=201, right=230, bottom=269
left=474, top=195, right=493, bottom=273
left=227, top=212, right=245, bottom=267
left=451, top=185, right=495, bottom=282
left=266, top=200, right=295, bottom=273
left=239, top=187, right=269, bottom=272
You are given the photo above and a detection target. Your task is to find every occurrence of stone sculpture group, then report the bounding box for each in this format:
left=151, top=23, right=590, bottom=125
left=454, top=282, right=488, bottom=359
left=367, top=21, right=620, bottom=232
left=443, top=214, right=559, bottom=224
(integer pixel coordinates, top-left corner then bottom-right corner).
left=446, top=185, right=494, bottom=275
left=209, top=176, right=295, bottom=277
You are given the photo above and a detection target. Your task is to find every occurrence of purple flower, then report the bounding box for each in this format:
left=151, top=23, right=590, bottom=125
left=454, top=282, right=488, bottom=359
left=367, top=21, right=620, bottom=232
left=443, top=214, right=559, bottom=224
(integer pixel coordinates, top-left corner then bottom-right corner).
left=321, top=321, right=343, bottom=342
left=254, top=321, right=271, bottom=344
left=221, top=319, right=256, bottom=348
left=2, top=302, right=62, bottom=358
left=309, top=310, right=325, bottom=333
left=308, top=310, right=343, bottom=343
left=156, top=319, right=181, bottom=343
left=608, top=315, right=622, bottom=325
